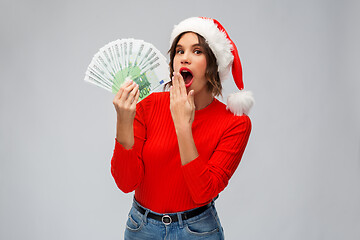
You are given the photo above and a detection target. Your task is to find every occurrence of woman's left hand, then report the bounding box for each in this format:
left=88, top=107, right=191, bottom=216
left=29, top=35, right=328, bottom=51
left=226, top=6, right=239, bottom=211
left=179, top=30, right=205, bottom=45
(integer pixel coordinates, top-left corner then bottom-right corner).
left=170, top=72, right=195, bottom=131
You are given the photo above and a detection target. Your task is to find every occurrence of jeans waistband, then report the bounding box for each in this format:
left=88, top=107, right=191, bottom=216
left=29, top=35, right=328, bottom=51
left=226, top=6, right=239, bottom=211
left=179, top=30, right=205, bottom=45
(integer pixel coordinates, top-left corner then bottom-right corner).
left=133, top=199, right=214, bottom=225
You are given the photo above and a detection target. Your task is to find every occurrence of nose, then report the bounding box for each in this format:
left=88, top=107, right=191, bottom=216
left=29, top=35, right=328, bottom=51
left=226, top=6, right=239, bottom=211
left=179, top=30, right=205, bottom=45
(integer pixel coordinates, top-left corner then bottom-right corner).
left=180, top=51, right=191, bottom=64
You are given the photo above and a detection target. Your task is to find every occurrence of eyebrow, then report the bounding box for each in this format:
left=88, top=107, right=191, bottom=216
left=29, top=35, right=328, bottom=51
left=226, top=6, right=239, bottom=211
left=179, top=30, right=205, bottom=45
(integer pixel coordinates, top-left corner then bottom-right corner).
left=176, top=44, right=202, bottom=48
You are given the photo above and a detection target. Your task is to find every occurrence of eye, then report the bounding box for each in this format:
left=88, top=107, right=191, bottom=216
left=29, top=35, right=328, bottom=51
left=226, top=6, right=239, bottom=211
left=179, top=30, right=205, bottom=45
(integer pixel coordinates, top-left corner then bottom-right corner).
left=194, top=49, right=202, bottom=54
left=176, top=49, right=184, bottom=54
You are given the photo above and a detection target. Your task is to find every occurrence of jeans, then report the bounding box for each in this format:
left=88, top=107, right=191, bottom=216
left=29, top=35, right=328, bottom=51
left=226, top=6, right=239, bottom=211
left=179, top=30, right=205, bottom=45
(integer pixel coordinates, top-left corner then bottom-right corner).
left=124, top=199, right=225, bottom=239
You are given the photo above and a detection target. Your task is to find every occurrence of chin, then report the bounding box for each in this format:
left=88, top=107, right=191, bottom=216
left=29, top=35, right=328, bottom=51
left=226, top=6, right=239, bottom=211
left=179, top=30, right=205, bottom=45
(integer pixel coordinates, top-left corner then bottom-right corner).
left=185, top=85, right=194, bottom=93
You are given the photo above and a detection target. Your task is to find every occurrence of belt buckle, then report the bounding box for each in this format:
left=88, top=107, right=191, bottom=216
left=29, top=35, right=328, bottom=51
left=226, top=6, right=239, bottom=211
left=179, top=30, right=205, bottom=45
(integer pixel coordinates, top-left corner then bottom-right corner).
left=162, top=215, right=172, bottom=225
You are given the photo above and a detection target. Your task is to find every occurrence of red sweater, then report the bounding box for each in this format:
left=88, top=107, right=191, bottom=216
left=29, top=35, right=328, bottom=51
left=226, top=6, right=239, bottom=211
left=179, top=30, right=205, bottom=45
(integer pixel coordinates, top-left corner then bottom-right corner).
left=111, top=92, right=251, bottom=213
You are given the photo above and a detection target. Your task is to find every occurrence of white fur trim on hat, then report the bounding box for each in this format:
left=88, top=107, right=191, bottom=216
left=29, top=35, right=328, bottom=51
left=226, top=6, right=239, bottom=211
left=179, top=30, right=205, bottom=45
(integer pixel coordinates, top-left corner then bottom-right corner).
left=227, top=91, right=254, bottom=116
left=170, top=17, right=234, bottom=81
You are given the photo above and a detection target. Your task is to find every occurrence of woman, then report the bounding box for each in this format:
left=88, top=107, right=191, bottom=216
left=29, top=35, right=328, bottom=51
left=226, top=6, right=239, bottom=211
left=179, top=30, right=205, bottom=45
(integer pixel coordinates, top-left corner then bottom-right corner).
left=111, top=17, right=254, bottom=239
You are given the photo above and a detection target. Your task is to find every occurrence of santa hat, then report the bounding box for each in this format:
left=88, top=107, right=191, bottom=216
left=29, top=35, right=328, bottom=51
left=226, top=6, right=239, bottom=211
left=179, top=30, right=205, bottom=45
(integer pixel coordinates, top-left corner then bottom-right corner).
left=170, top=17, right=254, bottom=116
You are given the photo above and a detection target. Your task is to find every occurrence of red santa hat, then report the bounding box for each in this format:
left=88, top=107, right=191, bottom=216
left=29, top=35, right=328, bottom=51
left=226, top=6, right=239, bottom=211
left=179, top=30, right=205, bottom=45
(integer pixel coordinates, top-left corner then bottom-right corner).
left=170, top=17, right=254, bottom=116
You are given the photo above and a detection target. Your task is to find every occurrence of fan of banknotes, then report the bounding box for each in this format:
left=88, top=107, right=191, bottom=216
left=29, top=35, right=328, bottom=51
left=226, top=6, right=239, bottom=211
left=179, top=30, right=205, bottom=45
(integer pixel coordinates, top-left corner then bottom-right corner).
left=84, top=38, right=170, bottom=101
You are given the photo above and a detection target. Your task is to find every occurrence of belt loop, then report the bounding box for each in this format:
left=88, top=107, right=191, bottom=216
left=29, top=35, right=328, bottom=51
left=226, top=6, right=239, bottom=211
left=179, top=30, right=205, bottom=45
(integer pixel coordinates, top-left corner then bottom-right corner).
left=143, top=209, right=149, bottom=225
left=177, top=212, right=184, bottom=228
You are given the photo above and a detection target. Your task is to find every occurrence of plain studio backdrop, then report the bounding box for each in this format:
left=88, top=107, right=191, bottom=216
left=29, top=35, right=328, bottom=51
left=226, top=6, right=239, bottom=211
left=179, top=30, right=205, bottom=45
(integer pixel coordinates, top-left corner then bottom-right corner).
left=1, top=0, right=359, bottom=239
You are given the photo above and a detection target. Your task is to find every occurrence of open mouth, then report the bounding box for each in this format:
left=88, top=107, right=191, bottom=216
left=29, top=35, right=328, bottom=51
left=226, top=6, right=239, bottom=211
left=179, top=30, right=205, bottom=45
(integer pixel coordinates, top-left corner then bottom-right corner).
left=180, top=67, right=193, bottom=87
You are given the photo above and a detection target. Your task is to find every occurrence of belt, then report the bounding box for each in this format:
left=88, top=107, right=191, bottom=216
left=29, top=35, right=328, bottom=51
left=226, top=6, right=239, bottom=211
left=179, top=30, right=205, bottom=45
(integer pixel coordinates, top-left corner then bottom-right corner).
left=133, top=201, right=212, bottom=225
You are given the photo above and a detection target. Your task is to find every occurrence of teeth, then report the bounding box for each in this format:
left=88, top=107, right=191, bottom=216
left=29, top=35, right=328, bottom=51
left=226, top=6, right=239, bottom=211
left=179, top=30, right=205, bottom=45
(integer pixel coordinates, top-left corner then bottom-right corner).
left=182, top=70, right=188, bottom=72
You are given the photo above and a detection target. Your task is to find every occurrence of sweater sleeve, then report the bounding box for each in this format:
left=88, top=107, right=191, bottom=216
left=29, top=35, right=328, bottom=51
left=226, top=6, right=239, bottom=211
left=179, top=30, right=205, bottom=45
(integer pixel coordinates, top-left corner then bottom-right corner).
left=181, top=115, right=252, bottom=204
left=110, top=97, right=149, bottom=193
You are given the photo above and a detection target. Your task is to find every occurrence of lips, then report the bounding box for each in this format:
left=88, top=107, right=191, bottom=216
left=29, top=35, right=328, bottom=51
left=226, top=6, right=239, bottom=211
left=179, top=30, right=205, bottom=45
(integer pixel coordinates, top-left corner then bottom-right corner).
left=179, top=67, right=193, bottom=87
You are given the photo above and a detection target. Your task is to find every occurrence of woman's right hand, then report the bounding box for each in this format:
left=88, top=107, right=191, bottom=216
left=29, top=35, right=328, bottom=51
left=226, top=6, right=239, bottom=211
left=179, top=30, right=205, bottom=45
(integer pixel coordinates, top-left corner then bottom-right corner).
left=113, top=79, right=140, bottom=122
left=113, top=79, right=140, bottom=149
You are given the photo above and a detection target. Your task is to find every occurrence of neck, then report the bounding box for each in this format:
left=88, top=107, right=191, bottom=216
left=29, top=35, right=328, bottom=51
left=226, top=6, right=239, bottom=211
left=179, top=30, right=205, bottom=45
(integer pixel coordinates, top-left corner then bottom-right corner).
left=194, top=90, right=214, bottom=110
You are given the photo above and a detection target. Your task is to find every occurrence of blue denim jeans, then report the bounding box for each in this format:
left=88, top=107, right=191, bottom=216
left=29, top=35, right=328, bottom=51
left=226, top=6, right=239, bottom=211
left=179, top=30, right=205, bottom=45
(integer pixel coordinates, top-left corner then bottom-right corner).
left=124, top=199, right=225, bottom=239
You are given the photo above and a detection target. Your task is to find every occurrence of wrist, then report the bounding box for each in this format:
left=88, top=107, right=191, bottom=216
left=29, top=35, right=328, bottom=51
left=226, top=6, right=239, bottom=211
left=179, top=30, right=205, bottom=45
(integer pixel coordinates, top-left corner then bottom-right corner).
left=115, top=137, right=134, bottom=150
left=116, top=120, right=134, bottom=150
left=174, top=123, right=192, bottom=135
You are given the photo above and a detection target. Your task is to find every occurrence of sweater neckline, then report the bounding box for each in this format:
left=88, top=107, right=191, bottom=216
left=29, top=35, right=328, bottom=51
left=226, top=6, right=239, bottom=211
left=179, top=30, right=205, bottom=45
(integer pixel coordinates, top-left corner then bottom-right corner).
left=194, top=97, right=219, bottom=119
left=159, top=92, right=219, bottom=119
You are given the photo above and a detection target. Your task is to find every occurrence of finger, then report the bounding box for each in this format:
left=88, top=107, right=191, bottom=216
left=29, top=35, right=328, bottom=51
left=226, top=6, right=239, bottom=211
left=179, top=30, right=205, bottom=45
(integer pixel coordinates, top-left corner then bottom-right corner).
left=114, top=87, right=124, bottom=102
left=130, top=88, right=140, bottom=108
left=177, top=72, right=186, bottom=96
left=174, top=72, right=182, bottom=97
left=188, top=90, right=195, bottom=108
left=115, top=78, right=133, bottom=100
left=125, top=83, right=139, bottom=106
left=169, top=85, right=173, bottom=101
left=120, top=81, right=137, bottom=102
left=125, top=86, right=138, bottom=108
left=176, top=72, right=182, bottom=96
left=171, top=75, right=178, bottom=98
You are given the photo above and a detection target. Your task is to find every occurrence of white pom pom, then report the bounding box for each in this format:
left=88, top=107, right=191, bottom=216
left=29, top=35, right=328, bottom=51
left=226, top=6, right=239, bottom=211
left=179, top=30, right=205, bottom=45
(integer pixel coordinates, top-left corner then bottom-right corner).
left=226, top=91, right=254, bottom=116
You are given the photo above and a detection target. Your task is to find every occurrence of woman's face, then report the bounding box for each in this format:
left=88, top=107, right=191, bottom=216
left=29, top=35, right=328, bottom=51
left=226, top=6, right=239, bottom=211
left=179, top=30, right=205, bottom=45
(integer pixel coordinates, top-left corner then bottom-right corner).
left=173, top=32, right=208, bottom=94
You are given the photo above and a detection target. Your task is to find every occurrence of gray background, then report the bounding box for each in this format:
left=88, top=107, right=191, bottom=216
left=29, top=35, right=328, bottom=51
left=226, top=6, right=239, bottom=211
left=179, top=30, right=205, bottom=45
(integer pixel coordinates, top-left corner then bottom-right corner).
left=1, top=0, right=359, bottom=239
